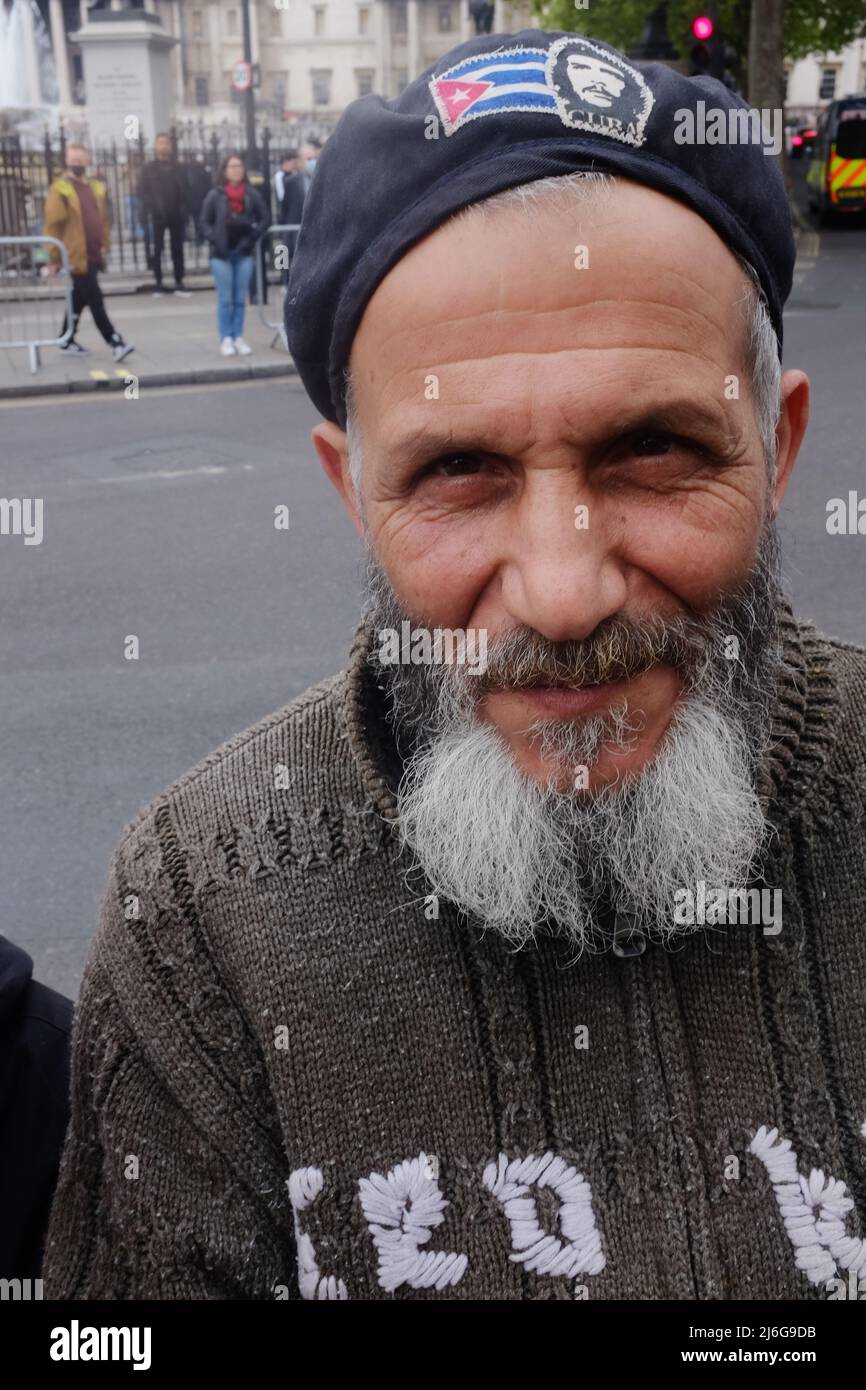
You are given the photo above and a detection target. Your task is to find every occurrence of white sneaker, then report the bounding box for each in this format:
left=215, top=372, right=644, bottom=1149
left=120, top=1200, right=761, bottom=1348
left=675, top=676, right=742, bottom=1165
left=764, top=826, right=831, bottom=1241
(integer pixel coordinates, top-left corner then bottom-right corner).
left=233, top=337, right=252, bottom=355
left=220, top=337, right=237, bottom=356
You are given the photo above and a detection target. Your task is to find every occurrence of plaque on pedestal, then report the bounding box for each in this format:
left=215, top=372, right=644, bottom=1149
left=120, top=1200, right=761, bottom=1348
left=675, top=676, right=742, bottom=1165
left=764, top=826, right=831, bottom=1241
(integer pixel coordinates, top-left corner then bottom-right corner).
left=69, top=11, right=177, bottom=146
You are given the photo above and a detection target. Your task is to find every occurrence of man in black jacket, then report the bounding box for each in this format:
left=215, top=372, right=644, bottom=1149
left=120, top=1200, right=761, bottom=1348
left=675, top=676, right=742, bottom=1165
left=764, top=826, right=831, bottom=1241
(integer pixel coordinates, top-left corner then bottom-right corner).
left=138, top=134, right=191, bottom=297
left=0, top=936, right=73, bottom=1283
left=279, top=140, right=320, bottom=256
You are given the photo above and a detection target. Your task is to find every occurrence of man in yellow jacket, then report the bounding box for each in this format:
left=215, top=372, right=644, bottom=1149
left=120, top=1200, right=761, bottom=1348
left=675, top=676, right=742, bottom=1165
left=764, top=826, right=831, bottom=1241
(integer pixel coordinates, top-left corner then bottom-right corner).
left=43, top=144, right=134, bottom=361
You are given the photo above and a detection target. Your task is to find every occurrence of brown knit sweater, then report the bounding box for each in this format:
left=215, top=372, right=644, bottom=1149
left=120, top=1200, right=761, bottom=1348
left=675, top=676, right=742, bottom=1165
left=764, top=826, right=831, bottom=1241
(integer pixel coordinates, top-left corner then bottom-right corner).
left=42, top=609, right=866, bottom=1300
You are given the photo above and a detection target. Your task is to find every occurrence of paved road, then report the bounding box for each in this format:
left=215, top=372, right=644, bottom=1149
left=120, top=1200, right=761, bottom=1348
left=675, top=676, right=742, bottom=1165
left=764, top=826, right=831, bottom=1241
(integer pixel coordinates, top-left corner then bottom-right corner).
left=2, top=209, right=865, bottom=998
left=781, top=209, right=866, bottom=639
left=0, top=379, right=364, bottom=994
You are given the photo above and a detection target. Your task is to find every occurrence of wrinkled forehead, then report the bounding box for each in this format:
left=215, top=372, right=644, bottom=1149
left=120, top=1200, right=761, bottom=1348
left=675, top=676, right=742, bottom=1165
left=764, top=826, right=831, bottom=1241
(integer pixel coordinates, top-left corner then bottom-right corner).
left=345, top=177, right=757, bottom=451
left=352, top=176, right=744, bottom=364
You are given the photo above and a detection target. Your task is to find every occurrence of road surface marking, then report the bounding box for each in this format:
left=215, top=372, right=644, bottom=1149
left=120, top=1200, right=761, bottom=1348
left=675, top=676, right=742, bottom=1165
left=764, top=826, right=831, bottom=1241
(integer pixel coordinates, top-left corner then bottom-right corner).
left=69, top=464, right=230, bottom=484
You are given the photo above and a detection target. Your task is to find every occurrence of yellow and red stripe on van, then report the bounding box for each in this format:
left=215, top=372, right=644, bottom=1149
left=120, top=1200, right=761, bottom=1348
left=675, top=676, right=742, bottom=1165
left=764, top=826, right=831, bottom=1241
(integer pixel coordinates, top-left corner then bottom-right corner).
left=828, top=153, right=866, bottom=202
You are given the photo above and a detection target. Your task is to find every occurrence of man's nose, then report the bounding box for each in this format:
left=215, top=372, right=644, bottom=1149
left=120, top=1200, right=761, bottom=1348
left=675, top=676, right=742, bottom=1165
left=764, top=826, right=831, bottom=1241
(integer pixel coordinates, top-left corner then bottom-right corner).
left=498, top=483, right=627, bottom=644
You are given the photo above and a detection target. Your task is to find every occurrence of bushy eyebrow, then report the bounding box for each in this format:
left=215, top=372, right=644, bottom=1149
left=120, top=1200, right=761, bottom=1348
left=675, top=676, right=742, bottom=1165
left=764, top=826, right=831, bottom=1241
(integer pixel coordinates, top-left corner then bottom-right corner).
left=379, top=398, right=743, bottom=475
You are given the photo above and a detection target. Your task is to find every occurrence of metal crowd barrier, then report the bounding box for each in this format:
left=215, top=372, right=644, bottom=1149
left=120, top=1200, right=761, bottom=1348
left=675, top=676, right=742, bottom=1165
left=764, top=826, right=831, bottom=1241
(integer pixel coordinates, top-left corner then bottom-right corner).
left=0, top=235, right=74, bottom=373
left=255, top=223, right=301, bottom=351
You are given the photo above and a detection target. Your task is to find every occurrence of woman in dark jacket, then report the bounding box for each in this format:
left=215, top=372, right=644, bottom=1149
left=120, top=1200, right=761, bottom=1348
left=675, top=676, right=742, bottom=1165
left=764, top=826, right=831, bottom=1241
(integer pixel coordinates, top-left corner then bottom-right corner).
left=199, top=153, right=268, bottom=356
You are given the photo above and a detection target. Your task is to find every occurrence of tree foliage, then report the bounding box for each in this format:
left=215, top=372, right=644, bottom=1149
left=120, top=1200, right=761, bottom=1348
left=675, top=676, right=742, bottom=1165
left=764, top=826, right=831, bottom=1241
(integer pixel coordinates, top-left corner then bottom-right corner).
left=535, top=0, right=866, bottom=66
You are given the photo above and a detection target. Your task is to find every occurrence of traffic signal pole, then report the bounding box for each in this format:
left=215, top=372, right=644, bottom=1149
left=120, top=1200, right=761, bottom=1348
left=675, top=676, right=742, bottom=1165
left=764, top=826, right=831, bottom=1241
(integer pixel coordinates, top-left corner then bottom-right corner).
left=241, top=0, right=256, bottom=164
left=688, top=5, right=724, bottom=80
left=706, top=1, right=723, bottom=79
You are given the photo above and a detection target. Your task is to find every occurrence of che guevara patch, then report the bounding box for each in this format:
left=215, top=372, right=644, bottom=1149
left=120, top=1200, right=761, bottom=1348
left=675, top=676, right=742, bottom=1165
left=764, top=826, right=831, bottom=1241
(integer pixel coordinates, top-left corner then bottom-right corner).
left=429, top=36, right=655, bottom=148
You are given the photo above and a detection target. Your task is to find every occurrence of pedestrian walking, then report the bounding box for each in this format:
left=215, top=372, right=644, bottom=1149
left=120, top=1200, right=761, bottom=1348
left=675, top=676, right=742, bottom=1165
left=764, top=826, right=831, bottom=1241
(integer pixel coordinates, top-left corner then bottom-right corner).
left=199, top=153, right=267, bottom=357
left=42, top=143, right=134, bottom=362
left=137, top=133, right=192, bottom=297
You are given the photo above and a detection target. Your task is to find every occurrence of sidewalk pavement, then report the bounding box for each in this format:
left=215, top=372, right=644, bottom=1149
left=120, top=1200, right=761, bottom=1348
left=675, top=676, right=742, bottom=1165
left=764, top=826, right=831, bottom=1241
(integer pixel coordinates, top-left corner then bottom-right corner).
left=0, top=282, right=297, bottom=399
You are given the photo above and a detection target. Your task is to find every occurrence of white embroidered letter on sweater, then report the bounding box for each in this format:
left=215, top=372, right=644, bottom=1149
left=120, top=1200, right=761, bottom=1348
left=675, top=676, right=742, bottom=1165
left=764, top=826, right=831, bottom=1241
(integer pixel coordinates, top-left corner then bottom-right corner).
left=750, top=1125, right=866, bottom=1287
left=483, top=1151, right=606, bottom=1279
left=287, top=1167, right=349, bottom=1300
left=358, top=1152, right=469, bottom=1292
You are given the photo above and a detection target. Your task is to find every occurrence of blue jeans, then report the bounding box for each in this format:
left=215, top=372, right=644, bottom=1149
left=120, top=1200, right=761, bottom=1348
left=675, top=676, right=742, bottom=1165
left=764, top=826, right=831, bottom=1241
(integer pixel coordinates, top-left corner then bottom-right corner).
left=210, top=252, right=254, bottom=340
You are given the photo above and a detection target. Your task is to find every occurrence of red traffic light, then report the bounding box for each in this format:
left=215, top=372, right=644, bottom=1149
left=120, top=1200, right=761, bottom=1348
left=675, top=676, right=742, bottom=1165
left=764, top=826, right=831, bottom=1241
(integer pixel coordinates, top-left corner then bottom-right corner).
left=692, top=15, right=714, bottom=40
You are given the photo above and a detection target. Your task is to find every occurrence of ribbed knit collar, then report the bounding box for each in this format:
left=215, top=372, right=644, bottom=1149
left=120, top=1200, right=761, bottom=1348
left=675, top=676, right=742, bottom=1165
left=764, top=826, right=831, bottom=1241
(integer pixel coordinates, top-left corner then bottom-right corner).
left=341, top=599, right=839, bottom=829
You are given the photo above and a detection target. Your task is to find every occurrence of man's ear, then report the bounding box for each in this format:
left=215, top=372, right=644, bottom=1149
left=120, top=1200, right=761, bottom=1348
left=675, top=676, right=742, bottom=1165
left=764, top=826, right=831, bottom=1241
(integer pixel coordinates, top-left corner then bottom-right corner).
left=311, top=421, right=364, bottom=538
left=771, top=370, right=810, bottom=515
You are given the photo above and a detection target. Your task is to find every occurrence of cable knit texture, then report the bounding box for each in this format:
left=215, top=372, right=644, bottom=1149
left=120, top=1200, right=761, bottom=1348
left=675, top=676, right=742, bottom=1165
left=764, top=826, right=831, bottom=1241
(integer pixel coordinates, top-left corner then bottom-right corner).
left=42, top=607, right=866, bottom=1300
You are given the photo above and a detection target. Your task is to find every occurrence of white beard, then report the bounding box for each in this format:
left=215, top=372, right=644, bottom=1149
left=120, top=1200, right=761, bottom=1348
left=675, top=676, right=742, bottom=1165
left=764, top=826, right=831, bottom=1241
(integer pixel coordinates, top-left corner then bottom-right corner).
left=394, top=692, right=768, bottom=952
left=364, top=526, right=782, bottom=953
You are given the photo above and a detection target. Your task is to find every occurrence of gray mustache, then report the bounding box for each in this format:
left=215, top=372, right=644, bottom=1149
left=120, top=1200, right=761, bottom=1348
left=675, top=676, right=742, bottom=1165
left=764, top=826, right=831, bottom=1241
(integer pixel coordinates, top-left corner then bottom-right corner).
left=471, top=616, right=713, bottom=697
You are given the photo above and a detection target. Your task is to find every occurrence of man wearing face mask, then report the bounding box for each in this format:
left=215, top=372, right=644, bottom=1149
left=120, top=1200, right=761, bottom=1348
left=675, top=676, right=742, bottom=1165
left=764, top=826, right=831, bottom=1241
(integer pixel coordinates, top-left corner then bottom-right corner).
left=279, top=140, right=322, bottom=268
left=43, top=143, right=134, bottom=362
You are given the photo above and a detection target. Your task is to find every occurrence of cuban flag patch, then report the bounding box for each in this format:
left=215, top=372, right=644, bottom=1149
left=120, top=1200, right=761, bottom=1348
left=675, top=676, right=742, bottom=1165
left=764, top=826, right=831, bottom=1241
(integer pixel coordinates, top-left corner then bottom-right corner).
left=429, top=37, right=655, bottom=148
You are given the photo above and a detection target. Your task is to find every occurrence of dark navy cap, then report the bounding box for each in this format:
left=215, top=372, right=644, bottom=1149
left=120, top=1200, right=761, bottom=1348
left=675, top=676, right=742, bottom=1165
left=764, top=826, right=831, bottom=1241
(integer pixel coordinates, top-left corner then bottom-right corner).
left=285, top=28, right=795, bottom=429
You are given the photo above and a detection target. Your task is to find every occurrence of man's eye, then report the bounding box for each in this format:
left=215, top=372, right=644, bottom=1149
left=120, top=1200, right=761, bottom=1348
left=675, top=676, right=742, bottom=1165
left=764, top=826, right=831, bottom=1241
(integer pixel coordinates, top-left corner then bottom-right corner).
left=632, top=434, right=677, bottom=458
left=432, top=454, right=483, bottom=478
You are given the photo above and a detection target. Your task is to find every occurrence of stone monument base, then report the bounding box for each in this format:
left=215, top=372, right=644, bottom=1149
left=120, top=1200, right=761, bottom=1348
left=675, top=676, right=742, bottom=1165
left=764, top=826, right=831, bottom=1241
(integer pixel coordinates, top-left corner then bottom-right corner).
left=70, top=11, right=177, bottom=147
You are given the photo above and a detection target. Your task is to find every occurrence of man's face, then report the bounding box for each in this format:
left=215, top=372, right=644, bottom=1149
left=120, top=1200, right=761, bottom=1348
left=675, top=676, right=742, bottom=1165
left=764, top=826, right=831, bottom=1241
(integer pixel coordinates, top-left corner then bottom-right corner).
left=334, top=181, right=795, bottom=791
left=566, top=55, right=626, bottom=108
left=155, top=136, right=172, bottom=160
left=67, top=146, right=89, bottom=175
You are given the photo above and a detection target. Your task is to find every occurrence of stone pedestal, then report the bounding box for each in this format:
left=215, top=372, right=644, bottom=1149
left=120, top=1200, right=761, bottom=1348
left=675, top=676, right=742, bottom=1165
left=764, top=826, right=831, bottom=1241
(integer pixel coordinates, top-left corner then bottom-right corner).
left=69, top=11, right=177, bottom=146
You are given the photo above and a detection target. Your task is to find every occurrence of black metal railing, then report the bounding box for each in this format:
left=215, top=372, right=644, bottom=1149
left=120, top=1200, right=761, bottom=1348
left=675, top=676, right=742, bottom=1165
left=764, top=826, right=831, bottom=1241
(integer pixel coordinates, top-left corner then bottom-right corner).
left=0, top=122, right=326, bottom=281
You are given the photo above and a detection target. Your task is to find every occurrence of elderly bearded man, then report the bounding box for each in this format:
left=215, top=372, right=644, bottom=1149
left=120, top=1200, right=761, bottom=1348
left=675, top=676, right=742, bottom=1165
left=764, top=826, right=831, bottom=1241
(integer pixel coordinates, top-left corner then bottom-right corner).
left=44, top=31, right=866, bottom=1302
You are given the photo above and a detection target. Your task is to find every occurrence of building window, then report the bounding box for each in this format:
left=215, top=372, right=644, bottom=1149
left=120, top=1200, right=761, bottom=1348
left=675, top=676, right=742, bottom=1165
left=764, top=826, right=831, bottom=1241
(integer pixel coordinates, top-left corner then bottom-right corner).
left=72, top=52, right=85, bottom=104
left=311, top=69, right=332, bottom=105
left=269, top=7, right=282, bottom=35
left=226, top=9, right=238, bottom=36
left=356, top=68, right=374, bottom=96
left=195, top=76, right=208, bottom=106
left=392, top=3, right=407, bottom=34
left=819, top=66, right=837, bottom=100
left=313, top=5, right=325, bottom=35
left=394, top=67, right=408, bottom=92
left=358, top=5, right=369, bottom=35
left=438, top=3, right=453, bottom=32
left=191, top=7, right=203, bottom=37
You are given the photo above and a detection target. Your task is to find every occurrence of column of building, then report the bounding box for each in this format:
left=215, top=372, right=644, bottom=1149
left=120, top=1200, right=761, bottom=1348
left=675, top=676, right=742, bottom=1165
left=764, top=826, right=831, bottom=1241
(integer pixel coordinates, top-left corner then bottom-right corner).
left=376, top=0, right=390, bottom=97
left=208, top=0, right=223, bottom=111
left=406, top=0, right=421, bottom=83
left=48, top=0, right=72, bottom=107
